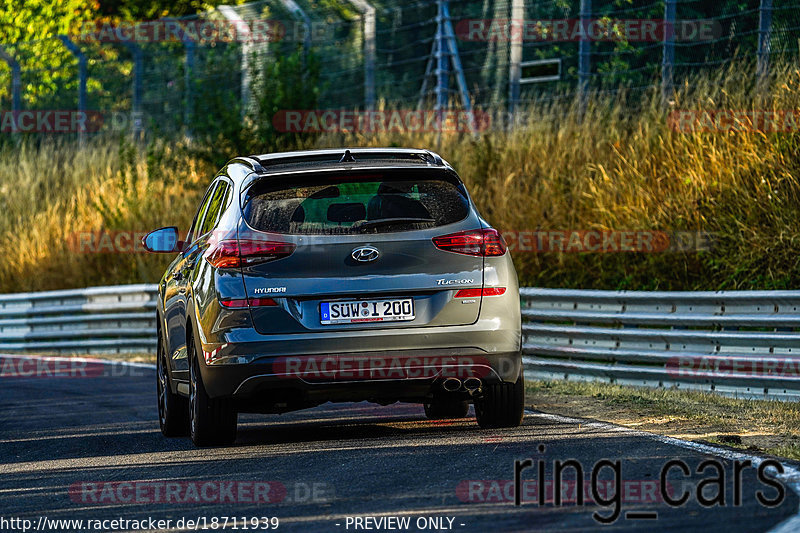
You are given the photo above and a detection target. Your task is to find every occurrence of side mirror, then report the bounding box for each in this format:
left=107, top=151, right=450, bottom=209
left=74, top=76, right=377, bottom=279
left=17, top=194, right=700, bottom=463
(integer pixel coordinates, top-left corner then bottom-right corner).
left=142, top=227, right=182, bottom=253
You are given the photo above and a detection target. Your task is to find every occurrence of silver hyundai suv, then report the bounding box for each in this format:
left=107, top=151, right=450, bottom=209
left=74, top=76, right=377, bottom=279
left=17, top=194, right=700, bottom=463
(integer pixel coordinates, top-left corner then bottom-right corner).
left=143, top=148, right=523, bottom=446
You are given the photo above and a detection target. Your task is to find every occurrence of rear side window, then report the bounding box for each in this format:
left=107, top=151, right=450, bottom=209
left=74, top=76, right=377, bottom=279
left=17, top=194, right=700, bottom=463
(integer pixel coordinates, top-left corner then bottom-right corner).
left=243, top=174, right=470, bottom=235
left=187, top=182, right=218, bottom=243
left=199, top=182, right=231, bottom=236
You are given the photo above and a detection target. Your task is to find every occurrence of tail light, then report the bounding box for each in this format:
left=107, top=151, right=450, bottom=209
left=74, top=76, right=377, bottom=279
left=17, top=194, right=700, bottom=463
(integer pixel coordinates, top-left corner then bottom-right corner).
left=205, top=239, right=296, bottom=269
left=432, top=228, right=507, bottom=257
left=454, top=288, right=507, bottom=298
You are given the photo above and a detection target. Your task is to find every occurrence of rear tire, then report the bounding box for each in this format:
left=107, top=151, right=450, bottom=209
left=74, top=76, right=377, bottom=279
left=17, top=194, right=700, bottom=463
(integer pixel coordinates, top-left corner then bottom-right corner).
left=189, top=332, right=237, bottom=447
left=157, top=328, right=188, bottom=437
left=423, top=400, right=469, bottom=420
left=474, top=371, right=525, bottom=429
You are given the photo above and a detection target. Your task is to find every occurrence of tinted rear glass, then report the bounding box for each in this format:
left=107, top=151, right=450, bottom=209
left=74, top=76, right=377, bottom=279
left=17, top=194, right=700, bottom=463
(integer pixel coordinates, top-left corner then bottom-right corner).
left=243, top=174, right=470, bottom=235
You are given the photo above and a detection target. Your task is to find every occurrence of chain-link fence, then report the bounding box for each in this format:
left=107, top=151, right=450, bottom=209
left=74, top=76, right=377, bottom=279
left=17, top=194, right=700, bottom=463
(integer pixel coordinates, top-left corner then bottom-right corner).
left=0, top=0, right=798, bottom=138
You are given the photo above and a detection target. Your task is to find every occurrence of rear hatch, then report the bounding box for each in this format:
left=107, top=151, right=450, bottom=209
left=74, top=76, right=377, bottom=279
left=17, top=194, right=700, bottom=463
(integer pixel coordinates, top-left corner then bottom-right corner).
left=229, top=168, right=487, bottom=335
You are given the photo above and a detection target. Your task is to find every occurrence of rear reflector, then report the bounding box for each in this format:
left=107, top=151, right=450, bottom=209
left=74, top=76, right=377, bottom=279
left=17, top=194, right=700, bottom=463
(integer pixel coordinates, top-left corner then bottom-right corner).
left=219, top=298, right=248, bottom=308
left=482, top=287, right=507, bottom=297
left=249, top=298, right=278, bottom=307
left=455, top=288, right=507, bottom=298
left=432, top=228, right=507, bottom=257
left=205, top=239, right=296, bottom=269
left=220, top=297, right=278, bottom=308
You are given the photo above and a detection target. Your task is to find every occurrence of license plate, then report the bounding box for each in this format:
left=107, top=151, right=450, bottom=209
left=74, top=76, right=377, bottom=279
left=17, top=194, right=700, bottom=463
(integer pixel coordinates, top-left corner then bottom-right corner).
left=320, top=298, right=414, bottom=325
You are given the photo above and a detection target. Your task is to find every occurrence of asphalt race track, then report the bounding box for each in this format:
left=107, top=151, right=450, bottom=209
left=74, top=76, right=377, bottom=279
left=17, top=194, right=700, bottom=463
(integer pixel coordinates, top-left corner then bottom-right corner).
left=1, top=357, right=799, bottom=532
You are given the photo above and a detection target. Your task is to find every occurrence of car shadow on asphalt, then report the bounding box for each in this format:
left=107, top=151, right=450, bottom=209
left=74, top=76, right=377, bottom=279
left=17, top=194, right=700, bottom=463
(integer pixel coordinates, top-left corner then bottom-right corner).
left=234, top=413, right=479, bottom=446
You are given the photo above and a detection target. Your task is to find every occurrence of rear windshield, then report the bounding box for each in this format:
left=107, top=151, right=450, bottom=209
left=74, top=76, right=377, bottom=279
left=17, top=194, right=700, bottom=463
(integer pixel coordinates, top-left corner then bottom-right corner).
left=243, top=174, right=470, bottom=235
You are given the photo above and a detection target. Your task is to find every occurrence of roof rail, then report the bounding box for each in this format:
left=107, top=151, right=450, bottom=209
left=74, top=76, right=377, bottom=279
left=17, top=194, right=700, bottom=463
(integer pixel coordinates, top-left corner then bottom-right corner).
left=251, top=148, right=446, bottom=171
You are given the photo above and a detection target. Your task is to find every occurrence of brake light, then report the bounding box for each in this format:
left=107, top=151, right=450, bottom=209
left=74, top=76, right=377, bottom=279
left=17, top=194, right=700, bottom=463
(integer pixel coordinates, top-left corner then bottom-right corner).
left=454, top=288, right=507, bottom=298
left=205, top=239, right=296, bottom=268
left=220, top=297, right=278, bottom=308
left=432, top=228, right=507, bottom=256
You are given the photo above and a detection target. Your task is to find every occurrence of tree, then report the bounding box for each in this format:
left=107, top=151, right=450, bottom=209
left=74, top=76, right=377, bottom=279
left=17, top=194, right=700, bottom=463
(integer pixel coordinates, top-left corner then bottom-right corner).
left=0, top=0, right=98, bottom=107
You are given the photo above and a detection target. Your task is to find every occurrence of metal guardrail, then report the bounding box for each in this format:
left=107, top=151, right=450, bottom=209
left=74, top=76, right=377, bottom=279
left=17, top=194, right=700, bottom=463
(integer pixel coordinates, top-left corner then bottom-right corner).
left=3, top=283, right=800, bottom=400
left=521, top=288, right=800, bottom=400
left=0, top=284, right=157, bottom=353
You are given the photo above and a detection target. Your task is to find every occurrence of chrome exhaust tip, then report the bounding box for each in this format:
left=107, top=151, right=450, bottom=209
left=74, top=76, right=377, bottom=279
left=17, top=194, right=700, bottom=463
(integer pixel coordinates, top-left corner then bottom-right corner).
left=463, top=377, right=482, bottom=392
left=442, top=377, right=462, bottom=392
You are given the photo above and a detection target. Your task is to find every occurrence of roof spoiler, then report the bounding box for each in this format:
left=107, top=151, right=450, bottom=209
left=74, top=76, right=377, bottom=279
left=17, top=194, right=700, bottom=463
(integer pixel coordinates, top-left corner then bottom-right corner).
left=251, top=148, right=445, bottom=170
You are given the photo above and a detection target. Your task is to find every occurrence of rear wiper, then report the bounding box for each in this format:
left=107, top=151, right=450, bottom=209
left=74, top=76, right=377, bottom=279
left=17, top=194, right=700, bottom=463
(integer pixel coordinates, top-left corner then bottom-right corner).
left=352, top=217, right=435, bottom=230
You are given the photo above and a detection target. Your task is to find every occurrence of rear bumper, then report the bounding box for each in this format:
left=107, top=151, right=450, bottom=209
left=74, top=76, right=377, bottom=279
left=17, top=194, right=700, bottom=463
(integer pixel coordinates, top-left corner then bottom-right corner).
left=201, top=347, right=521, bottom=408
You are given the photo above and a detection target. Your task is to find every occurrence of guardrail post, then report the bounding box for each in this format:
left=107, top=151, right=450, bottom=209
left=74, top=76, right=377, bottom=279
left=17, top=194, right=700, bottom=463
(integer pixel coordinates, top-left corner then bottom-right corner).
left=58, top=35, right=88, bottom=145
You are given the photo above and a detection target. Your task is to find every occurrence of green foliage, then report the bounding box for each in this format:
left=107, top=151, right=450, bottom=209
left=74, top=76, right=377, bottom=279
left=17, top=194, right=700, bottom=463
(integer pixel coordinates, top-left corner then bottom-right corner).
left=0, top=0, right=244, bottom=111
left=0, top=0, right=98, bottom=107
left=0, top=0, right=97, bottom=44
left=252, top=48, right=322, bottom=141
left=189, top=46, right=322, bottom=166
left=96, top=0, right=242, bottom=20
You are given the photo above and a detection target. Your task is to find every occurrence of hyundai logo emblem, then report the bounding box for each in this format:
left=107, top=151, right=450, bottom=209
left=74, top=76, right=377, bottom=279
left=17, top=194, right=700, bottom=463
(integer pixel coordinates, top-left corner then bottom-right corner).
left=351, top=246, right=380, bottom=262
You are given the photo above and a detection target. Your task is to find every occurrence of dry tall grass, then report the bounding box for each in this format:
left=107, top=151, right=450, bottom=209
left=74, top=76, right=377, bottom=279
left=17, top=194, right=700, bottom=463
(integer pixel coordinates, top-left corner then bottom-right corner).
left=1, top=64, right=799, bottom=292
left=0, top=140, right=214, bottom=291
